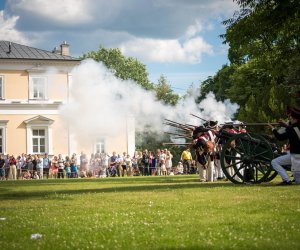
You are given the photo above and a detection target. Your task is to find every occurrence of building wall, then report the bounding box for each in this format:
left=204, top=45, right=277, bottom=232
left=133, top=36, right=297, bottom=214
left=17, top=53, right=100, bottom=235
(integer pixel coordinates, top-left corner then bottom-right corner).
left=1, top=70, right=68, bottom=101
left=0, top=60, right=135, bottom=157
left=0, top=114, right=68, bottom=156
left=1, top=70, right=28, bottom=100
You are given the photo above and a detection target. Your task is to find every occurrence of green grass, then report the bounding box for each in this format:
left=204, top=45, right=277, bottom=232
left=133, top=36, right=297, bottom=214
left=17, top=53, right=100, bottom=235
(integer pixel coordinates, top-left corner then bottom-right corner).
left=0, top=176, right=300, bottom=250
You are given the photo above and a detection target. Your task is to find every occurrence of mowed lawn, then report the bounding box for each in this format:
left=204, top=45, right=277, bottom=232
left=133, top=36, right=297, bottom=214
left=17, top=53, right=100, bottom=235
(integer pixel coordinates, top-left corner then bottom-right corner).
left=0, top=176, right=299, bottom=250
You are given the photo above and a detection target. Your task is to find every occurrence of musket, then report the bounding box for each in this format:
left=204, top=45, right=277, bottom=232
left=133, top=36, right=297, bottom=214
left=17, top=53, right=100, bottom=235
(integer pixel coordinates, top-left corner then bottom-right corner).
left=164, top=132, right=192, bottom=138
left=164, top=123, right=193, bottom=132
left=164, top=119, right=195, bottom=131
left=241, top=122, right=280, bottom=126
left=162, top=143, right=191, bottom=145
left=190, top=113, right=208, bottom=122
left=221, top=122, right=280, bottom=126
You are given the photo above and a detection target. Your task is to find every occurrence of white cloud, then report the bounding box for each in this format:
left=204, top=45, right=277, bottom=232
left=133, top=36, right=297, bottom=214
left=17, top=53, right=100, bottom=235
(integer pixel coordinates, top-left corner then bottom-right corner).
left=120, top=36, right=213, bottom=64
left=185, top=20, right=203, bottom=39
left=7, top=0, right=93, bottom=24
left=0, top=10, right=29, bottom=44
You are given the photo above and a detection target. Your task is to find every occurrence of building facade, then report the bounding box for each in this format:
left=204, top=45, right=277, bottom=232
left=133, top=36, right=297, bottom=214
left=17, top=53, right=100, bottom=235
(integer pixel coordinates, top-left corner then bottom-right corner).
left=0, top=41, right=135, bottom=156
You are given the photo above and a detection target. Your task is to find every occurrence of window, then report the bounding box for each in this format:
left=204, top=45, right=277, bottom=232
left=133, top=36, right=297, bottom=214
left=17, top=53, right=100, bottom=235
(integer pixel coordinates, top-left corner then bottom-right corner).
left=32, top=129, right=46, bottom=153
left=0, top=75, right=4, bottom=99
left=0, top=121, right=8, bottom=154
left=95, top=139, right=105, bottom=154
left=25, top=116, right=53, bottom=155
left=30, top=76, right=47, bottom=100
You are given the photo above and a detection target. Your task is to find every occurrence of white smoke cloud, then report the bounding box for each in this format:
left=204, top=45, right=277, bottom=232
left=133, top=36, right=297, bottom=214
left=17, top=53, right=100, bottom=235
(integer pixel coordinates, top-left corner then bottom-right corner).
left=60, top=59, right=238, bottom=146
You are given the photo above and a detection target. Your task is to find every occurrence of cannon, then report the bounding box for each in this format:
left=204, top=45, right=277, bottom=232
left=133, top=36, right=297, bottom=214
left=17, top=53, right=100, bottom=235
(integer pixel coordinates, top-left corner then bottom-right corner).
left=216, top=129, right=279, bottom=184
left=164, top=117, right=289, bottom=184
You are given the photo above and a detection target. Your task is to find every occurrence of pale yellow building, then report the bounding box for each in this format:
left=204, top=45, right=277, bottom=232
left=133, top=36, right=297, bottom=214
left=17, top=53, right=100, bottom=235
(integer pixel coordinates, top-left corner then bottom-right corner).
left=0, top=41, right=135, bottom=157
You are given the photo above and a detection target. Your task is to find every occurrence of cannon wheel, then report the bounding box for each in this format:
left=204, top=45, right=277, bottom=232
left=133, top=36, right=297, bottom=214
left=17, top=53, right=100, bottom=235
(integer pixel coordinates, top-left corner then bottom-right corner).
left=220, top=133, right=274, bottom=184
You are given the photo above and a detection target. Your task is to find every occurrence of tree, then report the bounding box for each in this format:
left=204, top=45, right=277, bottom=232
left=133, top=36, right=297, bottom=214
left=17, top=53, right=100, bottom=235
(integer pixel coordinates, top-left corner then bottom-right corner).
left=200, top=0, right=300, bottom=124
left=82, top=46, right=154, bottom=90
left=222, top=0, right=300, bottom=88
left=154, top=75, right=180, bottom=106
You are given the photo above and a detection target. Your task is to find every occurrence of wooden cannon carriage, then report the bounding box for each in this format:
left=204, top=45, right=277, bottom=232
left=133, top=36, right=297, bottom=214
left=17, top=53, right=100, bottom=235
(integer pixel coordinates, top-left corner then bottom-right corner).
left=216, top=129, right=280, bottom=184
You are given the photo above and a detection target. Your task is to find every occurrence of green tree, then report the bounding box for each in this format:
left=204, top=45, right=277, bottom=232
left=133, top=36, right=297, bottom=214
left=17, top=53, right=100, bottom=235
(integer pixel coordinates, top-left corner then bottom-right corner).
left=201, top=0, right=300, bottom=124
left=223, top=0, right=300, bottom=88
left=154, top=75, right=180, bottom=106
left=82, top=46, right=154, bottom=90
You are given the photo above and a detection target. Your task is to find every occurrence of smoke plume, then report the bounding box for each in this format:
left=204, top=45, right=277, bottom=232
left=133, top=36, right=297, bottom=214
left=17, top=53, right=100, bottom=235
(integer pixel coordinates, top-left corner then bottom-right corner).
left=59, top=59, right=239, bottom=144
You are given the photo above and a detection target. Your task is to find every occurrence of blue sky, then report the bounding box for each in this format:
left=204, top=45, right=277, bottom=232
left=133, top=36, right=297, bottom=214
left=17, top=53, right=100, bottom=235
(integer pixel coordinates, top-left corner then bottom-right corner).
left=0, top=0, right=237, bottom=94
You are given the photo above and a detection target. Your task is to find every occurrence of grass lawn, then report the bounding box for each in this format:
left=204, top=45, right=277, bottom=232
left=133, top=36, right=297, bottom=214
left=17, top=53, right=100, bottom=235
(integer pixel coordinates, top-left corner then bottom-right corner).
left=0, top=175, right=300, bottom=250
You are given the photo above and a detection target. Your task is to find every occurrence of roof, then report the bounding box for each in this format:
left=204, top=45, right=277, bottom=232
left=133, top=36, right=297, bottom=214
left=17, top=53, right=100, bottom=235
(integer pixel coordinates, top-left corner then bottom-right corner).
left=0, top=41, right=80, bottom=61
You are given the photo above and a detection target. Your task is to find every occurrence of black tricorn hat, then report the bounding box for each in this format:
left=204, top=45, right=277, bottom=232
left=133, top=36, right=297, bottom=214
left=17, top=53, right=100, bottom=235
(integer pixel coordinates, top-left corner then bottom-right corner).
left=203, top=120, right=218, bottom=128
left=192, top=126, right=209, bottom=139
left=287, top=90, right=300, bottom=119
left=287, top=106, right=300, bottom=120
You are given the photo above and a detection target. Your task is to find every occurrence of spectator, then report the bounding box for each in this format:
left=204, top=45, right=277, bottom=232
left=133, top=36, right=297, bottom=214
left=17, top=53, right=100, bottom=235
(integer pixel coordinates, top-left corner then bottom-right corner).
left=181, top=148, right=192, bottom=174
left=4, top=154, right=10, bottom=180
left=125, top=154, right=132, bottom=177
left=165, top=150, right=173, bottom=175
left=43, top=153, right=51, bottom=179
left=70, top=154, right=78, bottom=178
left=65, top=156, right=71, bottom=178
left=149, top=151, right=156, bottom=176
left=0, top=155, right=5, bottom=180
left=51, top=155, right=59, bottom=178
left=109, top=152, right=117, bottom=177
left=142, top=150, right=150, bottom=176
left=36, top=154, right=43, bottom=179
left=9, top=155, right=17, bottom=180
left=16, top=155, right=23, bottom=179
left=57, top=154, right=65, bottom=179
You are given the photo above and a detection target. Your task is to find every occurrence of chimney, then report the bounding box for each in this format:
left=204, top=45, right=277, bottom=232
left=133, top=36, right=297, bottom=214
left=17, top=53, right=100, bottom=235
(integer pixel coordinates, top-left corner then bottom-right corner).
left=60, top=41, right=70, bottom=56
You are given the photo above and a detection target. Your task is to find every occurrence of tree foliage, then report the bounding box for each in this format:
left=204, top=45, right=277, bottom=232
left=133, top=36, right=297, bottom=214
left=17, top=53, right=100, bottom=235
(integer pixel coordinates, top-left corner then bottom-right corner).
left=200, top=0, right=300, bottom=123
left=82, top=46, right=154, bottom=90
left=154, top=75, right=180, bottom=106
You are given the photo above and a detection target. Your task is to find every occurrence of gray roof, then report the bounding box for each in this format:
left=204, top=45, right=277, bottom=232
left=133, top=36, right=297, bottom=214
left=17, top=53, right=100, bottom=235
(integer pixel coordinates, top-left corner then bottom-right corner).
left=0, top=41, right=80, bottom=61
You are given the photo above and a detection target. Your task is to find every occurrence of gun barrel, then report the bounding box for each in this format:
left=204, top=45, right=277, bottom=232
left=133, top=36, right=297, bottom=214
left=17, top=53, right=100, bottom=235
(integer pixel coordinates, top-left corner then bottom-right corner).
left=162, top=143, right=191, bottom=145
left=241, top=122, right=280, bottom=126
left=221, top=122, right=280, bottom=126
left=190, top=113, right=207, bottom=122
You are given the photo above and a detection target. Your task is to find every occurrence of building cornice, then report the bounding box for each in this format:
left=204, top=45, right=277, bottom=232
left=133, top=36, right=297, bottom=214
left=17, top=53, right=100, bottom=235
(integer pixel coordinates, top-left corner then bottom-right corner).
left=0, top=59, right=80, bottom=72
left=0, top=102, right=62, bottom=110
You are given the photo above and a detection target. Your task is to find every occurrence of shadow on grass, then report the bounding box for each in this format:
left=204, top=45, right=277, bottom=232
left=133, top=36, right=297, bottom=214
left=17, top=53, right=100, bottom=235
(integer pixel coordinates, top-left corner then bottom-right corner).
left=0, top=177, right=240, bottom=200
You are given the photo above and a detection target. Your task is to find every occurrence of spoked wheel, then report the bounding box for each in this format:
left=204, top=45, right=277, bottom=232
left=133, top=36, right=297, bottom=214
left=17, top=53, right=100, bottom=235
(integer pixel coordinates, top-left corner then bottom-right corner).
left=220, top=133, right=274, bottom=184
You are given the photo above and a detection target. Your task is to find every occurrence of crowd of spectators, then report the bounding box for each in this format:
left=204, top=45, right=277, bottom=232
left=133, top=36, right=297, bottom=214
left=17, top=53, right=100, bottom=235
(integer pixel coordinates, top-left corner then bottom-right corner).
left=0, top=149, right=192, bottom=180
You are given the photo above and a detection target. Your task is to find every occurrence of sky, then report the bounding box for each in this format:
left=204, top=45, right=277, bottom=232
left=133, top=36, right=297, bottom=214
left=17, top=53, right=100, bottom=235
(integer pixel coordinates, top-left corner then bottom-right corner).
left=0, top=0, right=238, bottom=94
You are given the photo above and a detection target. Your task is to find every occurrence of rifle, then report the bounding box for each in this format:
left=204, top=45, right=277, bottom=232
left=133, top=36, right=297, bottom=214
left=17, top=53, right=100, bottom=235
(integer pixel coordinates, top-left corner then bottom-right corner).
left=164, top=132, right=192, bottom=139
left=221, top=122, right=280, bottom=126
left=164, top=119, right=195, bottom=131
left=190, top=113, right=208, bottom=122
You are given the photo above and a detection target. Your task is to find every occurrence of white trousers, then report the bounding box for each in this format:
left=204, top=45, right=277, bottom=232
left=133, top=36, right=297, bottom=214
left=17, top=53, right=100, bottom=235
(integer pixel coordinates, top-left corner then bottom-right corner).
left=197, top=161, right=215, bottom=182
left=271, top=152, right=300, bottom=184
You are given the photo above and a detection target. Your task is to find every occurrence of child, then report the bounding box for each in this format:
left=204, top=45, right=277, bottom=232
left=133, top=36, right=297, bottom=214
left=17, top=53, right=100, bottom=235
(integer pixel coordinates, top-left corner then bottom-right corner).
left=176, top=161, right=184, bottom=175
left=33, top=171, right=39, bottom=179
left=65, top=161, right=71, bottom=178
left=161, top=159, right=167, bottom=176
